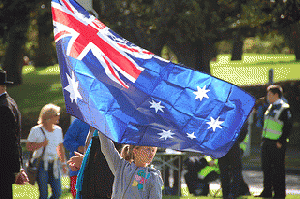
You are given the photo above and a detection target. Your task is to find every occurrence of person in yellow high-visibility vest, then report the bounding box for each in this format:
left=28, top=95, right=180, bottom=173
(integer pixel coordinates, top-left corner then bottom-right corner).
left=183, top=156, right=219, bottom=196
left=256, top=85, right=293, bottom=199
left=239, top=133, right=249, bottom=154
left=197, top=156, right=220, bottom=181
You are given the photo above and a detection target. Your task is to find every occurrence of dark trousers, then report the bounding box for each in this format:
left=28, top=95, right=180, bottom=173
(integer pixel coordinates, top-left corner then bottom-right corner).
left=218, top=142, right=249, bottom=198
left=0, top=172, right=15, bottom=199
left=261, top=139, right=286, bottom=198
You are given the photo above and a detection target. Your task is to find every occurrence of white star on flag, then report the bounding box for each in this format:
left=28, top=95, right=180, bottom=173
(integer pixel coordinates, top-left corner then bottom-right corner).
left=149, top=100, right=165, bottom=113
left=187, top=132, right=196, bottom=139
left=158, top=129, right=175, bottom=140
left=207, top=116, right=224, bottom=132
left=64, top=71, right=82, bottom=103
left=194, top=85, right=210, bottom=101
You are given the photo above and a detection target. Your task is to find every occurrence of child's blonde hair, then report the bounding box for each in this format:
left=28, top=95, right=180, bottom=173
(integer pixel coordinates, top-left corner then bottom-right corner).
left=37, top=103, right=60, bottom=124
left=120, top=144, right=140, bottom=163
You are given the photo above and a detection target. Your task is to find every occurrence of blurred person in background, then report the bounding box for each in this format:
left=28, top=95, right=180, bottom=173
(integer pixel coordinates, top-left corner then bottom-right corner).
left=63, top=118, right=90, bottom=198
left=26, top=103, right=67, bottom=199
left=67, top=126, right=116, bottom=199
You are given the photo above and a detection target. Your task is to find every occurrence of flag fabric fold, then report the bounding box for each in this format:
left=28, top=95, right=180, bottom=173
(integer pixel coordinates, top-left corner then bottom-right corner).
left=52, top=0, right=255, bottom=158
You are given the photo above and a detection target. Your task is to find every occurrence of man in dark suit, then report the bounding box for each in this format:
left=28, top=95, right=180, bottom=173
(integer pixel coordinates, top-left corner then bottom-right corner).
left=0, top=70, right=28, bottom=199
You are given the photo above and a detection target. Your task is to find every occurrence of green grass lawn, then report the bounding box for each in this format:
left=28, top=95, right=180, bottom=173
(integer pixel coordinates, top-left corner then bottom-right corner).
left=9, top=65, right=65, bottom=114
left=211, top=54, right=300, bottom=86
left=13, top=176, right=71, bottom=199
left=12, top=176, right=299, bottom=199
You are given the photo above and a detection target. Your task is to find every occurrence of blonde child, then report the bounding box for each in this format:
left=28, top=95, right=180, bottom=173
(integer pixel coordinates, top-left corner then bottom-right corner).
left=98, top=131, right=163, bottom=199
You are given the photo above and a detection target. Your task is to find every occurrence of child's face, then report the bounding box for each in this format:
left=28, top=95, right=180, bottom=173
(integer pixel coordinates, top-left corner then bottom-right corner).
left=134, top=146, right=157, bottom=165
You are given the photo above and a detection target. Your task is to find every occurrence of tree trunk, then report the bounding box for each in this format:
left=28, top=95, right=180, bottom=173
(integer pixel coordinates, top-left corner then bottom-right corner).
left=2, top=23, right=28, bottom=85
left=166, top=40, right=197, bottom=70
left=35, top=34, right=56, bottom=67
left=231, top=30, right=243, bottom=61
left=231, top=40, right=243, bottom=60
left=166, top=39, right=214, bottom=74
left=34, top=1, right=57, bottom=67
left=290, top=23, right=300, bottom=61
left=194, top=40, right=216, bottom=74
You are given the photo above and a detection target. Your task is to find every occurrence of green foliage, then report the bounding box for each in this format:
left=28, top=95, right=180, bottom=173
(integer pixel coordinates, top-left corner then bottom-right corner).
left=96, top=0, right=243, bottom=45
left=0, top=38, right=7, bottom=57
left=259, top=0, right=300, bottom=29
left=243, top=32, right=288, bottom=54
left=216, top=40, right=233, bottom=54
left=161, top=45, right=179, bottom=63
left=238, top=1, right=271, bottom=29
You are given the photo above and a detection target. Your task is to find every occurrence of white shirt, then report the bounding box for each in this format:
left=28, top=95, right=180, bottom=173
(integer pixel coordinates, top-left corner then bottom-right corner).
left=27, top=125, right=63, bottom=160
left=273, top=99, right=283, bottom=105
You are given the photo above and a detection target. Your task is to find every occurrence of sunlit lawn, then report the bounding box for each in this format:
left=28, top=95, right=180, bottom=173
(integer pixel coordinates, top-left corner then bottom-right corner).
left=211, top=54, right=300, bottom=86
left=13, top=176, right=71, bottom=199
left=12, top=176, right=300, bottom=199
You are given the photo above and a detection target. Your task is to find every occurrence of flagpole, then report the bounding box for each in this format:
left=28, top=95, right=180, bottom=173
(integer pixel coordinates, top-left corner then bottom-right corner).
left=76, top=0, right=98, bottom=18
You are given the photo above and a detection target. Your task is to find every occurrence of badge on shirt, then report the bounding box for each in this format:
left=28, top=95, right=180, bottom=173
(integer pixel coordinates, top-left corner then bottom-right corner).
left=132, top=170, right=151, bottom=190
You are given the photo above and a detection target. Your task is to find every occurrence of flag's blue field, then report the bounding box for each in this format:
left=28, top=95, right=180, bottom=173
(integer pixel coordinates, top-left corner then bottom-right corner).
left=51, top=0, right=255, bottom=158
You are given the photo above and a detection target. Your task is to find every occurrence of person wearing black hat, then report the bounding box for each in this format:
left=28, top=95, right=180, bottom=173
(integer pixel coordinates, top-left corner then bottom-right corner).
left=0, top=70, right=28, bottom=199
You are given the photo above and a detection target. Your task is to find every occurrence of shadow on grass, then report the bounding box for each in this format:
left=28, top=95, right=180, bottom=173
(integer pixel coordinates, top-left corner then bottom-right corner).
left=251, top=60, right=300, bottom=66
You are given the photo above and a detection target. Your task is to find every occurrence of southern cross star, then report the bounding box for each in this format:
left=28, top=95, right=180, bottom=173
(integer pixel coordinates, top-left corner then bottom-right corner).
left=149, top=100, right=165, bottom=113
left=193, top=85, right=210, bottom=101
left=158, top=129, right=175, bottom=140
left=64, top=71, right=82, bottom=104
left=207, top=116, right=224, bottom=132
left=186, top=132, right=196, bottom=139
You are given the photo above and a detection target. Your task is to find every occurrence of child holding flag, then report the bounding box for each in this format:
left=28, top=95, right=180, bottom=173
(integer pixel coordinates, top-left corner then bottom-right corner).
left=98, top=131, right=163, bottom=199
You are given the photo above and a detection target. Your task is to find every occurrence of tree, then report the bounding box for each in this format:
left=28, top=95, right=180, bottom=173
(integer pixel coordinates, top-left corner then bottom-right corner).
left=0, top=1, right=30, bottom=84
left=93, top=0, right=245, bottom=74
left=0, top=0, right=43, bottom=85
left=34, top=1, right=57, bottom=67
left=257, top=0, right=300, bottom=60
left=228, top=0, right=271, bottom=60
left=231, top=29, right=244, bottom=60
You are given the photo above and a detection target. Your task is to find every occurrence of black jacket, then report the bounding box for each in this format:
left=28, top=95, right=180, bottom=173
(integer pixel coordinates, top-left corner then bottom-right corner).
left=0, top=93, right=22, bottom=180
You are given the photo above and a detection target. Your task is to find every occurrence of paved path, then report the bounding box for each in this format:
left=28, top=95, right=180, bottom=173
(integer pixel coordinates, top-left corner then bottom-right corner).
left=180, top=170, right=300, bottom=196
left=242, top=170, right=300, bottom=195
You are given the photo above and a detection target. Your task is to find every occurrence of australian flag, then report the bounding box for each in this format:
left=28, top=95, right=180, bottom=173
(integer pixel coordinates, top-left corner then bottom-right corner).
left=52, top=0, right=255, bottom=158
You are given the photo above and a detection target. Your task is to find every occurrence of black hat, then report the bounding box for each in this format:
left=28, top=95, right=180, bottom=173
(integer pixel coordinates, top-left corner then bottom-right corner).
left=0, top=70, right=14, bottom=85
